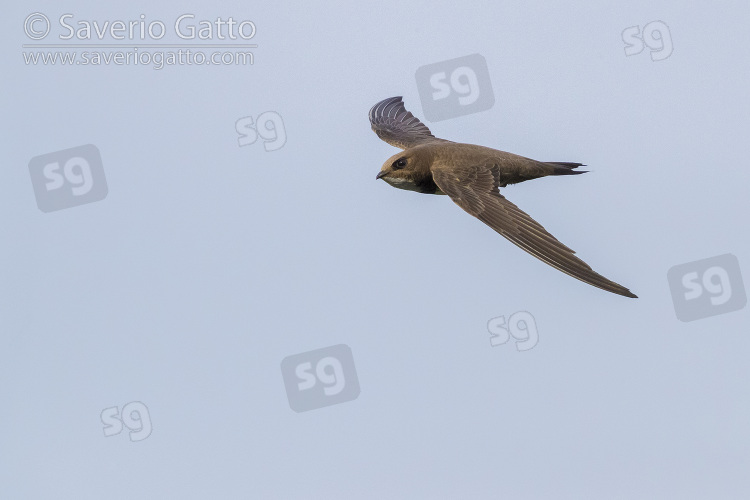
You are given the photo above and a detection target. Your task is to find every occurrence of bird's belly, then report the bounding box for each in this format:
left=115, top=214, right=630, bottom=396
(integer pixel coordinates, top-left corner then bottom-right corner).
left=382, top=176, right=445, bottom=195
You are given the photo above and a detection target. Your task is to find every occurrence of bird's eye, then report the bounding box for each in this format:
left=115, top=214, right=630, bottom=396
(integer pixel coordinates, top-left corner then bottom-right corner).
left=393, top=158, right=407, bottom=169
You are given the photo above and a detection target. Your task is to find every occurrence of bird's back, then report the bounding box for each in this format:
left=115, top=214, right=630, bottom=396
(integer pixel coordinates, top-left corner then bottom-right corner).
left=422, top=142, right=559, bottom=186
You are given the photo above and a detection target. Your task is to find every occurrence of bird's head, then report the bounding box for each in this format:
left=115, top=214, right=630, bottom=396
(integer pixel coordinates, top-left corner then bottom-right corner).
left=375, top=150, right=431, bottom=190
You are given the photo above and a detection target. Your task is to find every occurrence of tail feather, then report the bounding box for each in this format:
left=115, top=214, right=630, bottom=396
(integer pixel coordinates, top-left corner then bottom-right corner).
left=546, top=162, right=588, bottom=176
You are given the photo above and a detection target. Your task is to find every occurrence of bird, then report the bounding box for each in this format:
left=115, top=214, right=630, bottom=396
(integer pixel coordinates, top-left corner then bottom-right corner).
left=370, top=96, right=637, bottom=298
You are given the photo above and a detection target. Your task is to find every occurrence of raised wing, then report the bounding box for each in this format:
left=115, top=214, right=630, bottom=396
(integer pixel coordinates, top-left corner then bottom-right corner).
left=431, top=163, right=637, bottom=298
left=369, top=96, right=448, bottom=149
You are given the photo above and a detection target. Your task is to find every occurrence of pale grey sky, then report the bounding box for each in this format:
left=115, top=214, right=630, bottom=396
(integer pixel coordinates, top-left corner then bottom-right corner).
left=2, top=1, right=749, bottom=498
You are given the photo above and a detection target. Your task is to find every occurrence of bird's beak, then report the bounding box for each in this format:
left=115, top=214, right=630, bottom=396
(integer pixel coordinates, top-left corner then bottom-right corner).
left=376, top=171, right=386, bottom=180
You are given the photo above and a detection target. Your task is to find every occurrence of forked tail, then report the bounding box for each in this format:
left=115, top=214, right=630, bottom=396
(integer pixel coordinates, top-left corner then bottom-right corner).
left=547, top=162, right=588, bottom=176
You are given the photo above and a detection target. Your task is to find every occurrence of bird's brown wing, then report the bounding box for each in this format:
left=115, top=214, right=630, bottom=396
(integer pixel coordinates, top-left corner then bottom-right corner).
left=431, top=162, right=637, bottom=298
left=369, top=96, right=450, bottom=149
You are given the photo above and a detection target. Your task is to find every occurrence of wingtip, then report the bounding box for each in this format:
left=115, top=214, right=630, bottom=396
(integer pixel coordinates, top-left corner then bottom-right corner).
left=614, top=288, right=638, bottom=298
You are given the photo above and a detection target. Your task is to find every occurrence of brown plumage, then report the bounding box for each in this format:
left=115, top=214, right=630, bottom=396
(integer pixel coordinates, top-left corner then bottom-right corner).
left=370, top=96, right=637, bottom=298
